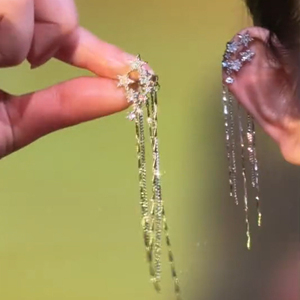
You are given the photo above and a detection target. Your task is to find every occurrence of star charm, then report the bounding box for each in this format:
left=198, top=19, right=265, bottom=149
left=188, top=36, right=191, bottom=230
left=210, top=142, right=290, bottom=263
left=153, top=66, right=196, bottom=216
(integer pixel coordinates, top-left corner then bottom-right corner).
left=238, top=32, right=253, bottom=47
left=240, top=49, right=255, bottom=62
left=117, top=74, right=134, bottom=89
left=140, top=72, right=153, bottom=86
left=229, top=59, right=242, bottom=72
left=129, top=55, right=146, bottom=71
left=226, top=41, right=239, bottom=54
left=143, top=85, right=154, bottom=95
left=116, top=54, right=160, bottom=122
left=138, top=94, right=148, bottom=103
left=126, top=89, right=139, bottom=103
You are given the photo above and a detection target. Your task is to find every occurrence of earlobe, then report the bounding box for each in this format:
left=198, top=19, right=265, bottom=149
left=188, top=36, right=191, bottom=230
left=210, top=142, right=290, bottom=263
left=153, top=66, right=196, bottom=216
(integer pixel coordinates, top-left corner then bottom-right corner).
left=278, top=120, right=300, bottom=165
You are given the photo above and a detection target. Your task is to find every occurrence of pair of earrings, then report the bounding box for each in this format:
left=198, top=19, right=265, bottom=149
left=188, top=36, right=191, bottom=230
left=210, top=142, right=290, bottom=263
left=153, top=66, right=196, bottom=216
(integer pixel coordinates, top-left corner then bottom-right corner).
left=117, top=55, right=182, bottom=299
left=222, top=32, right=261, bottom=250
left=116, top=33, right=260, bottom=298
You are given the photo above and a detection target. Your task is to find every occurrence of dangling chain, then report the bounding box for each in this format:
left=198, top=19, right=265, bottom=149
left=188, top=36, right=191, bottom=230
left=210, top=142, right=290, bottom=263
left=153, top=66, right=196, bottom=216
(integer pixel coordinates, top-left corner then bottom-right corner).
left=222, top=86, right=238, bottom=205
left=222, top=32, right=261, bottom=249
left=238, top=104, right=251, bottom=250
left=246, top=113, right=261, bottom=227
left=117, top=55, right=182, bottom=299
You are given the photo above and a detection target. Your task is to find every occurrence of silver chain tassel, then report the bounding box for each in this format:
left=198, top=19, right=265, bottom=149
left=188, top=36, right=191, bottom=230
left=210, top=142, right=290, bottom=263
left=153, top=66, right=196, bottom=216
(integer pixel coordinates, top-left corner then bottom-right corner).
left=222, top=32, right=261, bottom=248
left=222, top=87, right=261, bottom=249
left=222, top=85, right=238, bottom=205
left=118, top=55, right=182, bottom=299
left=246, top=114, right=261, bottom=227
left=237, top=104, right=251, bottom=250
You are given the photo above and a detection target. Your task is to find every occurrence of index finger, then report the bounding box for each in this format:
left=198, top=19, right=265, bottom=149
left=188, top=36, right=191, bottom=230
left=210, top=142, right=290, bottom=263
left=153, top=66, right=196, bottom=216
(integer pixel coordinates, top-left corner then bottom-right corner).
left=55, top=26, right=137, bottom=79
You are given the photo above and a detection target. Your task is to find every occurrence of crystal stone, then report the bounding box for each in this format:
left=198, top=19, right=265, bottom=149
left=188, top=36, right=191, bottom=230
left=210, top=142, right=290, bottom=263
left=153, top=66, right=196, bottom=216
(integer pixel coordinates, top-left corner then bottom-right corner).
left=222, top=61, right=229, bottom=68
left=229, top=59, right=242, bottom=72
left=127, top=112, right=136, bottom=121
left=129, top=55, right=146, bottom=71
left=238, top=32, right=253, bottom=47
left=225, top=77, right=234, bottom=84
left=226, top=41, right=239, bottom=53
left=240, top=49, right=255, bottom=62
left=117, top=74, right=134, bottom=89
left=127, top=89, right=138, bottom=103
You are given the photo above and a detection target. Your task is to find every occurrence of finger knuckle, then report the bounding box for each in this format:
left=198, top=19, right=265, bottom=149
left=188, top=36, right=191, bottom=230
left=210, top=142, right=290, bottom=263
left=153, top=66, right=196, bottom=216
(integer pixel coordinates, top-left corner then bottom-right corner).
left=0, top=49, right=26, bottom=67
left=60, top=14, right=78, bottom=36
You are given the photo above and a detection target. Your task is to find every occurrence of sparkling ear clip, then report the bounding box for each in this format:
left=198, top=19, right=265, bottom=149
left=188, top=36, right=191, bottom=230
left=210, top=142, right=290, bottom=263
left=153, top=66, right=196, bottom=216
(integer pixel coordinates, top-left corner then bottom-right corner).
left=222, top=32, right=261, bottom=250
left=117, top=55, right=182, bottom=299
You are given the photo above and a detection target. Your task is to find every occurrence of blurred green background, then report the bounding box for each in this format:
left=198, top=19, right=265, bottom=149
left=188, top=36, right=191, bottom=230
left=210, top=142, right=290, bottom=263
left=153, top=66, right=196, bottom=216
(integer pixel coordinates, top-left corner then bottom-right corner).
left=0, top=0, right=298, bottom=299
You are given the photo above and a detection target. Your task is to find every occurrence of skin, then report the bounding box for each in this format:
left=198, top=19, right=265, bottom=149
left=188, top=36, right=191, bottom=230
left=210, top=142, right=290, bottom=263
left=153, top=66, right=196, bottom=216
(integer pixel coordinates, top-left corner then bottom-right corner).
left=3, top=3, right=298, bottom=166
left=0, top=0, right=144, bottom=158
left=266, top=247, right=299, bottom=300
left=224, top=28, right=300, bottom=298
left=223, top=27, right=300, bottom=165
left=1, top=4, right=298, bottom=164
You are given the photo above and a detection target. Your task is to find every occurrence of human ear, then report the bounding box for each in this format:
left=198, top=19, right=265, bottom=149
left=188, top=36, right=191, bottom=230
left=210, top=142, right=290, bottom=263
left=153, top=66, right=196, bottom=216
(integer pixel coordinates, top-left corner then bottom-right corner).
left=223, top=27, right=300, bottom=165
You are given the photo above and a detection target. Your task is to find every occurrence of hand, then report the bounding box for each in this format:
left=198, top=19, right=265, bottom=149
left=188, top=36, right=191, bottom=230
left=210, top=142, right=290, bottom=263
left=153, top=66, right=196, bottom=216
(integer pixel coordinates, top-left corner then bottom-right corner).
left=0, top=0, right=138, bottom=158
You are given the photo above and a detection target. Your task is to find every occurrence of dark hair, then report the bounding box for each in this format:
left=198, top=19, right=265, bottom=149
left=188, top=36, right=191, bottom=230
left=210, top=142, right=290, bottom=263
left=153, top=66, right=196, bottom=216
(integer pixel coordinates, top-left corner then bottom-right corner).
left=245, top=0, right=300, bottom=111
left=245, top=0, right=300, bottom=62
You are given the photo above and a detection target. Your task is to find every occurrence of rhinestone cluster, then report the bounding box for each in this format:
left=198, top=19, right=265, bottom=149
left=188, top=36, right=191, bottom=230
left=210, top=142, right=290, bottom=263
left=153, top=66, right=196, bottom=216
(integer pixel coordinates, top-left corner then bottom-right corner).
left=117, top=55, right=159, bottom=121
left=222, top=32, right=255, bottom=84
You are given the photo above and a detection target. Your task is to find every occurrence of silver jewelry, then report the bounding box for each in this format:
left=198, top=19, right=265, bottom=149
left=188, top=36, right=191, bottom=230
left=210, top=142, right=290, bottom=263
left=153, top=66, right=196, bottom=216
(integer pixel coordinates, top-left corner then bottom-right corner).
left=117, top=55, right=182, bottom=299
left=222, top=32, right=261, bottom=249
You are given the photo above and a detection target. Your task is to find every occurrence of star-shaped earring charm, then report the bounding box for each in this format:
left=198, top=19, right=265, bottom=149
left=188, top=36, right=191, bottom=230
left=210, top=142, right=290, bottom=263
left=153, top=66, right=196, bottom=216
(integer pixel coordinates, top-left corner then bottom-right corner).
left=238, top=32, right=254, bottom=47
left=129, top=55, right=146, bottom=72
left=126, top=89, right=139, bottom=103
left=140, top=71, right=153, bottom=86
left=226, top=41, right=239, bottom=54
left=240, top=49, right=255, bottom=62
left=117, top=74, right=134, bottom=90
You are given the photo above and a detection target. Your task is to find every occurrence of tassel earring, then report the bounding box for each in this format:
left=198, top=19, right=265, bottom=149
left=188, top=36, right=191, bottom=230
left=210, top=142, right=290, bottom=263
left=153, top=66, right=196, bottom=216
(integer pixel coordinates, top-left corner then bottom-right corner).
left=222, top=32, right=261, bottom=249
left=117, top=55, right=182, bottom=299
